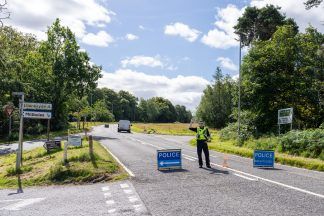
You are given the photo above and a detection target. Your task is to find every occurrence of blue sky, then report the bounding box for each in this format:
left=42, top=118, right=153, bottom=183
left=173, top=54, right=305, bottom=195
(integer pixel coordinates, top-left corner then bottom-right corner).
left=5, top=0, right=324, bottom=110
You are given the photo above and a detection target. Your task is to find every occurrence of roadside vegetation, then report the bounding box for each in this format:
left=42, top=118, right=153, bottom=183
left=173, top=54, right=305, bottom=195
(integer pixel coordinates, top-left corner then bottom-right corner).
left=0, top=122, right=105, bottom=145
left=0, top=139, right=127, bottom=188
left=132, top=123, right=198, bottom=136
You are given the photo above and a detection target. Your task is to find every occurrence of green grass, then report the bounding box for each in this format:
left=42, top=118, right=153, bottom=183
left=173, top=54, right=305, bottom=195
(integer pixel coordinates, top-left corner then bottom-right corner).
left=0, top=122, right=106, bottom=145
left=132, top=123, right=217, bottom=136
left=190, top=132, right=324, bottom=171
left=0, top=140, right=128, bottom=188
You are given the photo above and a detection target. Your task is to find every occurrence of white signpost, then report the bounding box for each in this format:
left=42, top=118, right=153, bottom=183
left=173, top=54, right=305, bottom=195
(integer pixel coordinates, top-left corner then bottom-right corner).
left=23, top=103, right=52, bottom=111
left=23, top=111, right=52, bottom=119
left=23, top=103, right=52, bottom=119
left=278, top=108, right=293, bottom=135
left=68, top=135, right=82, bottom=147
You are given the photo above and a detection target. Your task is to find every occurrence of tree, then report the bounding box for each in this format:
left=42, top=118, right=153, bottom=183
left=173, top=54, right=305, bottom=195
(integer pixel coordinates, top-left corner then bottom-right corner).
left=234, top=5, right=298, bottom=46
left=241, top=25, right=324, bottom=132
left=93, top=100, right=114, bottom=122
left=0, top=0, right=10, bottom=27
left=305, top=0, right=323, bottom=9
left=38, top=19, right=101, bottom=129
left=197, top=67, right=235, bottom=128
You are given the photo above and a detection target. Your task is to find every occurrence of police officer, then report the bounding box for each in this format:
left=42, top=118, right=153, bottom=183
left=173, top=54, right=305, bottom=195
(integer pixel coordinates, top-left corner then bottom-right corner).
left=189, top=120, right=211, bottom=168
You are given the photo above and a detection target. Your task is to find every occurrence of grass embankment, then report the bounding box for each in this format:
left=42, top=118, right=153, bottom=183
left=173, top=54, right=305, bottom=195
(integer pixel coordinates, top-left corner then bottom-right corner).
left=133, top=123, right=323, bottom=171
left=190, top=132, right=324, bottom=171
left=132, top=123, right=217, bottom=135
left=0, top=122, right=106, bottom=145
left=0, top=140, right=127, bottom=188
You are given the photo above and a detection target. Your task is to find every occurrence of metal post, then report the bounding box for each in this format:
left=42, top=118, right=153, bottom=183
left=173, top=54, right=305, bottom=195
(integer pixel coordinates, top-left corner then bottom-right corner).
left=47, top=119, right=50, bottom=141
left=238, top=37, right=242, bottom=141
left=8, top=115, right=12, bottom=144
left=19, top=94, right=24, bottom=166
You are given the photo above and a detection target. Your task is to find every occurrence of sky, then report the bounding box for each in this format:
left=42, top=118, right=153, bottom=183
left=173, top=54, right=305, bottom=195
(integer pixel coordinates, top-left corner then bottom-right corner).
left=3, top=0, right=324, bottom=111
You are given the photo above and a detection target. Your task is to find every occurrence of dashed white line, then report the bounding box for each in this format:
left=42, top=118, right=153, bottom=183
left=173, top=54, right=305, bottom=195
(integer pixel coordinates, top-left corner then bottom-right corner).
left=1, top=198, right=46, bottom=211
left=106, top=200, right=115, bottom=205
left=104, top=192, right=112, bottom=198
left=123, top=189, right=133, bottom=194
left=184, top=156, right=195, bottom=161
left=102, top=186, right=110, bottom=191
left=128, top=196, right=139, bottom=203
left=108, top=208, right=116, bottom=214
left=120, top=183, right=129, bottom=189
left=133, top=204, right=143, bottom=211
left=234, top=173, right=258, bottom=181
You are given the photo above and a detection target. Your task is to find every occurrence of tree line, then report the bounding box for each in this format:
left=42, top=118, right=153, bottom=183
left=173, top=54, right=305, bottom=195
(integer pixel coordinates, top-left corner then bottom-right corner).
left=0, top=19, right=192, bottom=139
left=197, top=5, right=323, bottom=135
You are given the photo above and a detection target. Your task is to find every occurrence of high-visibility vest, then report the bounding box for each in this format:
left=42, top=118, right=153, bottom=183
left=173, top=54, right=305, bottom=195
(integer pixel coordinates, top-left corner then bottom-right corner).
left=197, top=127, right=208, bottom=140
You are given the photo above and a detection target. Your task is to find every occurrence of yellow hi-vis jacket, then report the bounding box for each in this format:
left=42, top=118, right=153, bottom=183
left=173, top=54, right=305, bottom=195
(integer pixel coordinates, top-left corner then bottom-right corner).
left=196, top=127, right=208, bottom=140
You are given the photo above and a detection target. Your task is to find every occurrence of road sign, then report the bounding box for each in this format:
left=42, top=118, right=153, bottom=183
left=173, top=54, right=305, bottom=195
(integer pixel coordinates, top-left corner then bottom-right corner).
left=23, top=102, right=52, bottom=111
left=253, top=150, right=275, bottom=168
left=68, top=135, right=82, bottom=147
left=157, top=149, right=182, bottom=170
left=23, top=111, right=52, bottom=119
left=278, top=108, right=293, bottom=124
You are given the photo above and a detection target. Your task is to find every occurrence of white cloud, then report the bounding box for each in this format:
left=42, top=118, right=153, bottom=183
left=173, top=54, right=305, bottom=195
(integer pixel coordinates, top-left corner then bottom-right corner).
left=166, top=65, right=178, bottom=71
left=125, top=33, right=139, bottom=41
left=201, top=4, right=243, bottom=49
left=5, top=0, right=115, bottom=43
left=139, top=25, right=145, bottom=30
left=164, top=22, right=201, bottom=42
left=232, top=74, right=239, bottom=81
left=250, top=0, right=324, bottom=32
left=217, top=57, right=238, bottom=71
left=82, top=31, right=114, bottom=47
left=98, top=69, right=210, bottom=110
left=121, top=55, right=164, bottom=68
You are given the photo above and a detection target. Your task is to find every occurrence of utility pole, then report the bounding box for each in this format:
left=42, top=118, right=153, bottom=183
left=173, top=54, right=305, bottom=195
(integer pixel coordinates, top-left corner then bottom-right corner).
left=12, top=92, right=24, bottom=171
left=238, top=37, right=242, bottom=142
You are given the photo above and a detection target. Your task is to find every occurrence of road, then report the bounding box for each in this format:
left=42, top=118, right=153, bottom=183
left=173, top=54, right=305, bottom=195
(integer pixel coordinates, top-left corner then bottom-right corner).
left=0, top=125, right=323, bottom=216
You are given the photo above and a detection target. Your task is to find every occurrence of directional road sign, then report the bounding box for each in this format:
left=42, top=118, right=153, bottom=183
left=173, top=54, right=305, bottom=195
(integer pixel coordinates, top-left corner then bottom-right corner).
left=23, top=102, right=52, bottom=111
left=157, top=149, right=182, bottom=170
left=253, top=150, right=275, bottom=168
left=68, top=135, right=82, bottom=147
left=23, top=111, right=52, bottom=119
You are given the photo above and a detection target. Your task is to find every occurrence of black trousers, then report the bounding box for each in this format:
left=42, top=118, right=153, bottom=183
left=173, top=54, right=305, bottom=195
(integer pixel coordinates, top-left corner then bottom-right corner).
left=197, top=140, right=210, bottom=166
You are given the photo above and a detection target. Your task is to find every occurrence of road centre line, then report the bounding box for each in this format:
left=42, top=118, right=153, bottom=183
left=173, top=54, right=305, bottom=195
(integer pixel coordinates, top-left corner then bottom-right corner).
left=130, top=136, right=324, bottom=199
left=1, top=198, right=46, bottom=211
left=184, top=156, right=195, bottom=161
left=234, top=173, right=258, bottom=181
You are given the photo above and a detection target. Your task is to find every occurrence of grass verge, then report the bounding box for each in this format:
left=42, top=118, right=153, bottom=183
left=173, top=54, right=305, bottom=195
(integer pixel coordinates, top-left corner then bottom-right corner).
left=0, top=122, right=106, bottom=145
left=190, top=134, right=324, bottom=171
left=0, top=140, right=128, bottom=188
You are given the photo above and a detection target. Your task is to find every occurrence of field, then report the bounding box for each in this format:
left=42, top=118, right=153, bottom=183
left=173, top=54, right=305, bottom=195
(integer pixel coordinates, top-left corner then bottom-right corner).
left=0, top=139, right=127, bottom=188
left=133, top=123, right=324, bottom=171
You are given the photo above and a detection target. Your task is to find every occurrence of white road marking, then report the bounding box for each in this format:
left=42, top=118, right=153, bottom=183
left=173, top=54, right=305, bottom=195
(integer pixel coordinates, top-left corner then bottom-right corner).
left=1, top=198, right=45, bottom=211
left=234, top=173, right=258, bottom=181
left=106, top=200, right=115, bottom=205
left=120, top=183, right=129, bottom=188
left=123, top=189, right=133, bottom=194
left=133, top=204, right=143, bottom=211
left=108, top=208, right=116, bottom=213
left=101, top=144, right=135, bottom=177
left=130, top=136, right=324, bottom=199
left=102, top=186, right=110, bottom=191
left=128, top=195, right=139, bottom=203
left=104, top=192, right=112, bottom=198
left=184, top=156, right=195, bottom=161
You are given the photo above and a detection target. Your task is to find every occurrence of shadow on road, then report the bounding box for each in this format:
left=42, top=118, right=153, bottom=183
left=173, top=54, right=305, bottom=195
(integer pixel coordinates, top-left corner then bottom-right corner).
left=93, top=136, right=119, bottom=141
left=202, top=167, right=229, bottom=175
left=8, top=174, right=24, bottom=196
left=258, top=167, right=282, bottom=171
left=0, top=147, right=16, bottom=155
left=159, top=169, right=189, bottom=173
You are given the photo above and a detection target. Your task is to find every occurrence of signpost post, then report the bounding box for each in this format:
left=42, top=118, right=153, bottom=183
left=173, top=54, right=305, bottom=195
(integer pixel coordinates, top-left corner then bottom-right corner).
left=157, top=149, right=182, bottom=170
left=278, top=108, right=293, bottom=135
left=12, top=92, right=24, bottom=171
left=253, top=150, right=275, bottom=168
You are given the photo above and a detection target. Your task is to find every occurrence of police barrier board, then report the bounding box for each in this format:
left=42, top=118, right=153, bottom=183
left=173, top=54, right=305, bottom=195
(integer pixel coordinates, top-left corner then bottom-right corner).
left=253, top=150, right=275, bottom=168
left=157, top=149, right=182, bottom=170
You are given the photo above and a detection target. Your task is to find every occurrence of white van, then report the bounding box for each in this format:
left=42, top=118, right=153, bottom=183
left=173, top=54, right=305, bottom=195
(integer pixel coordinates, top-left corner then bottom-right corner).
left=118, top=120, right=131, bottom=133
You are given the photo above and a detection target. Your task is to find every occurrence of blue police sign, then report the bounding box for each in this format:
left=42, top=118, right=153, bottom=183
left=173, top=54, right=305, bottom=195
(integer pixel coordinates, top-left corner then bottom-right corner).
left=157, top=149, right=182, bottom=170
left=253, top=150, right=275, bottom=168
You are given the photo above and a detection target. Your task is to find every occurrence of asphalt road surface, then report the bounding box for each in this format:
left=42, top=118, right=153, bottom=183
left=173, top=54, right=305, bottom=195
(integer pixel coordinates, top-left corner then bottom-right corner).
left=0, top=125, right=323, bottom=216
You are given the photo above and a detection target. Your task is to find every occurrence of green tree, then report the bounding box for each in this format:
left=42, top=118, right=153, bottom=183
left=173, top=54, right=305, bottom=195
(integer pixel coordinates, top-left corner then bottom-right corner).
left=234, top=5, right=298, bottom=46
left=93, top=100, right=114, bottom=122
left=305, top=0, right=323, bottom=9
left=197, top=67, right=235, bottom=128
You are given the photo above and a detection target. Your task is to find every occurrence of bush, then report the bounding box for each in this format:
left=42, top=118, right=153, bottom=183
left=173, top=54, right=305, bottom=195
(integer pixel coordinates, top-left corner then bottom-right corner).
left=279, top=129, right=324, bottom=159
left=219, top=122, right=253, bottom=145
